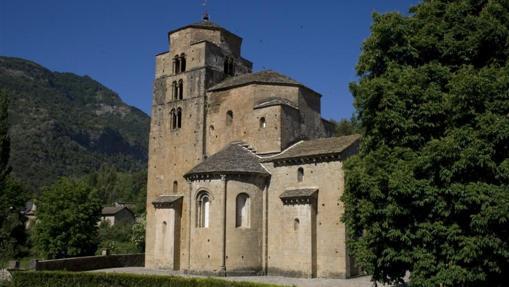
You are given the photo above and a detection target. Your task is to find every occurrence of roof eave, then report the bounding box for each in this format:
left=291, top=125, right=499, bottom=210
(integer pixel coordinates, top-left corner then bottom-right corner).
left=184, top=170, right=270, bottom=180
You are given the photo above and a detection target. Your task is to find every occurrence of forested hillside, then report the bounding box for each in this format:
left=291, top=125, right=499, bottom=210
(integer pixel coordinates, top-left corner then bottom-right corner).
left=0, top=56, right=150, bottom=193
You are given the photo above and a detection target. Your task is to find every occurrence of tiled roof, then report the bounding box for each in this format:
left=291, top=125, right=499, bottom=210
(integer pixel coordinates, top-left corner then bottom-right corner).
left=185, top=143, right=269, bottom=177
left=262, top=134, right=361, bottom=162
left=208, top=70, right=304, bottom=92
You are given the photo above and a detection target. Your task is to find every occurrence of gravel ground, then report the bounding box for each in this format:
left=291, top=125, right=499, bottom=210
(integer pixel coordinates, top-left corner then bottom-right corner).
left=90, top=267, right=385, bottom=287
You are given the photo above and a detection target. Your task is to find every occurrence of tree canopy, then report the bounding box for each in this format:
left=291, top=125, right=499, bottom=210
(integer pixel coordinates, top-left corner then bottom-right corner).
left=342, top=0, right=509, bottom=286
left=33, top=178, right=101, bottom=259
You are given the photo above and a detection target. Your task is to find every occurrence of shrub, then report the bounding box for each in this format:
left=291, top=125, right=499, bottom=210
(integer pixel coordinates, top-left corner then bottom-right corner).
left=11, top=271, right=285, bottom=287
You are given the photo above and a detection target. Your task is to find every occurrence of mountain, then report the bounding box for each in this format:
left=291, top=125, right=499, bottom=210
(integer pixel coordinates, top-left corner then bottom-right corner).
left=0, top=56, right=150, bottom=193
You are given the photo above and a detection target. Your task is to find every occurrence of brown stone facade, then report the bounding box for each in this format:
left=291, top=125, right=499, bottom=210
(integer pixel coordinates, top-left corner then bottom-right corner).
left=145, top=18, right=359, bottom=278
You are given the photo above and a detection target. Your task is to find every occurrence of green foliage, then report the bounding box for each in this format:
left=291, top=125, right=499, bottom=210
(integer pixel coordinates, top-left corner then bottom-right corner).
left=32, top=178, right=102, bottom=259
left=0, top=177, right=29, bottom=264
left=343, top=1, right=509, bottom=286
left=131, top=214, right=146, bottom=252
left=84, top=165, right=147, bottom=215
left=0, top=89, right=10, bottom=182
left=0, top=57, right=150, bottom=194
left=329, top=116, right=362, bottom=137
left=11, top=271, right=283, bottom=287
left=96, top=221, right=143, bottom=255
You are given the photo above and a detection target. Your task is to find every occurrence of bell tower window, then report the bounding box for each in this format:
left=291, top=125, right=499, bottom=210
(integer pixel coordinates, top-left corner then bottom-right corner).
left=178, top=80, right=183, bottom=100
left=172, top=81, right=177, bottom=101
left=174, top=55, right=180, bottom=75
left=177, top=107, right=182, bottom=129
left=224, top=57, right=235, bottom=76
left=180, top=53, right=186, bottom=72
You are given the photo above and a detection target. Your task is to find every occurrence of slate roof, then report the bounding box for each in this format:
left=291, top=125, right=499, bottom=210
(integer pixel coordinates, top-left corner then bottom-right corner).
left=208, top=70, right=305, bottom=92
left=185, top=143, right=269, bottom=177
left=280, top=188, right=318, bottom=199
left=101, top=206, right=130, bottom=216
left=262, top=134, right=361, bottom=162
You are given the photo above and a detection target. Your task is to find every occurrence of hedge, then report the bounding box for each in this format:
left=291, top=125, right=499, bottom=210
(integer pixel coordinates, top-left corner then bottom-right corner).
left=11, top=271, right=286, bottom=287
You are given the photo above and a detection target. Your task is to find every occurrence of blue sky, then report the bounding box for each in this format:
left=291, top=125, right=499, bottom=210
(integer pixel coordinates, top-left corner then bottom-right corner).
left=0, top=0, right=418, bottom=120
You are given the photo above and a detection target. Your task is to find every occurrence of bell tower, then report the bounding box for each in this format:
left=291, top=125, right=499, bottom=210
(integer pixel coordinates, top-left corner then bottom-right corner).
left=145, top=17, right=252, bottom=269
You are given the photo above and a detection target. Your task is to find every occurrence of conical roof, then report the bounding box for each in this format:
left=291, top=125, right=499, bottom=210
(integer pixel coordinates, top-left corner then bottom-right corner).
left=185, top=143, right=269, bottom=178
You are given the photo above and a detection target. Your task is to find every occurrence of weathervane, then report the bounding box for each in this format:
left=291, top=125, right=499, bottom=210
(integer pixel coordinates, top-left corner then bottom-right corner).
left=202, top=0, right=209, bottom=21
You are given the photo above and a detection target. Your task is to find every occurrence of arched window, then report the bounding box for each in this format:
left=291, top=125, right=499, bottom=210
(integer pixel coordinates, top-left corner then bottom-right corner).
left=294, top=218, right=300, bottom=231
left=297, top=167, right=304, bottom=182
left=259, top=117, right=266, bottom=128
left=177, top=107, right=182, bottom=129
left=173, top=181, right=178, bottom=193
left=174, top=56, right=180, bottom=74
left=226, top=110, right=233, bottom=126
left=172, top=81, right=177, bottom=100
left=170, top=109, right=176, bottom=130
left=178, top=80, right=183, bottom=100
left=172, top=57, right=177, bottom=74
left=180, top=53, right=186, bottom=72
left=236, top=193, right=250, bottom=228
left=196, top=191, right=210, bottom=228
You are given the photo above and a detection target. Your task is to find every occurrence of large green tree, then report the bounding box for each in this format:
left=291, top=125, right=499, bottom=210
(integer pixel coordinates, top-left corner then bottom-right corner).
left=33, top=178, right=101, bottom=259
left=343, top=1, right=509, bottom=286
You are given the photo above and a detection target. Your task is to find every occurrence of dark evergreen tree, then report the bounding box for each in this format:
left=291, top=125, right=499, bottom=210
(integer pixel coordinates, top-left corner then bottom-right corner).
left=342, top=1, right=509, bottom=286
left=0, top=90, right=28, bottom=263
left=0, top=89, right=10, bottom=182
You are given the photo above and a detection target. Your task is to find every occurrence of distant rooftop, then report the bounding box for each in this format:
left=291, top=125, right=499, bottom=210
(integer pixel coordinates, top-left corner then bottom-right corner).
left=101, top=206, right=131, bottom=216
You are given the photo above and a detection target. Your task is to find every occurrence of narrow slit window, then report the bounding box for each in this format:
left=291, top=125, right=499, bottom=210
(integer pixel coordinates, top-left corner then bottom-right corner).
left=226, top=110, right=233, bottom=126
left=259, top=117, right=266, bottom=128
left=173, top=181, right=178, bottom=193
left=294, top=218, right=300, bottom=231
left=297, top=167, right=304, bottom=182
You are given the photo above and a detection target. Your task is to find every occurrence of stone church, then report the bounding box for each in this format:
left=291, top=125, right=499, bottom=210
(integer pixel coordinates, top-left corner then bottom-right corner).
left=145, top=16, right=360, bottom=279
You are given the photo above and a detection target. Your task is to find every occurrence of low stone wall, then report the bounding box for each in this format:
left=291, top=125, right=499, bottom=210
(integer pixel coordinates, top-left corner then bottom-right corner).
left=34, top=254, right=144, bottom=271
